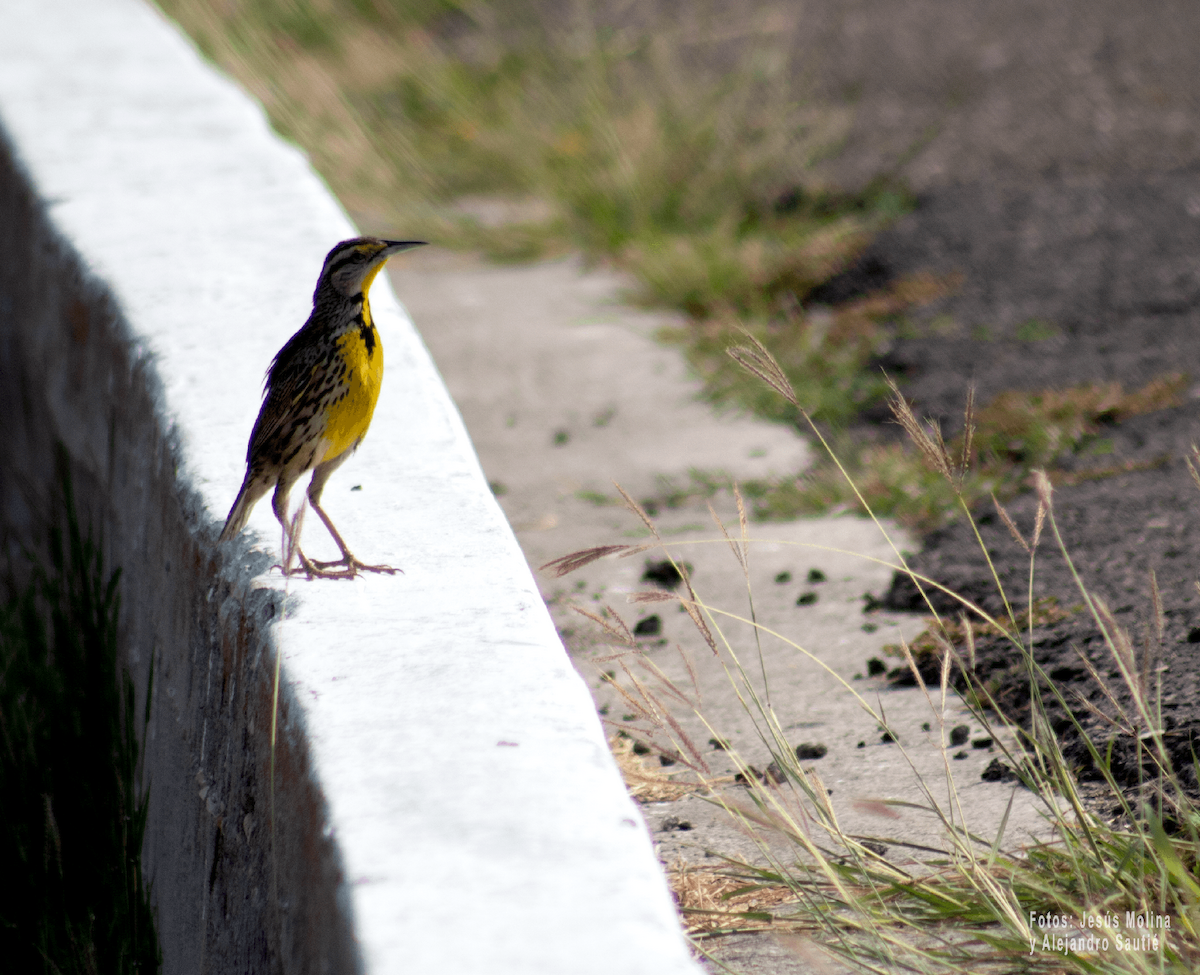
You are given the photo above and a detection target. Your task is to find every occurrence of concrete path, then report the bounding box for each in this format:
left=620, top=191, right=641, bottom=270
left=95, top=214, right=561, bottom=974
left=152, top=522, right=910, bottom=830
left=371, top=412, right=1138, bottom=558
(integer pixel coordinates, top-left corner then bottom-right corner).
left=389, top=249, right=1053, bottom=973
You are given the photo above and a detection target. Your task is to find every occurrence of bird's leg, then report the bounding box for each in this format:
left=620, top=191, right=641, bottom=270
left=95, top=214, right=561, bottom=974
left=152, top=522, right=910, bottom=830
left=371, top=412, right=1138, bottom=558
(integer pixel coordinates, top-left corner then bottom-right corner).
left=288, top=501, right=307, bottom=569
left=307, top=497, right=399, bottom=575
left=271, top=479, right=299, bottom=575
left=271, top=474, right=337, bottom=579
left=303, top=458, right=400, bottom=577
left=286, top=502, right=325, bottom=579
left=294, top=516, right=357, bottom=580
left=282, top=495, right=361, bottom=580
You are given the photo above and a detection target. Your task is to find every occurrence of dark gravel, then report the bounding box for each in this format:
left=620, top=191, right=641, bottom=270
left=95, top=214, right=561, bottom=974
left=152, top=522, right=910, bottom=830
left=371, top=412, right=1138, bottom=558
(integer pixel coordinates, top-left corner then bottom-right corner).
left=844, top=171, right=1200, bottom=797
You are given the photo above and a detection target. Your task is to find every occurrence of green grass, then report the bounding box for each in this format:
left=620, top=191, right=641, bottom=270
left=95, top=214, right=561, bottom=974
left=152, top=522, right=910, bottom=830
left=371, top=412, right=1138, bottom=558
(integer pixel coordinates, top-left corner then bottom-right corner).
left=154, top=0, right=888, bottom=261
left=745, top=438, right=1003, bottom=530
left=1014, top=319, right=1060, bottom=342
left=745, top=371, right=1189, bottom=532
left=0, top=471, right=158, bottom=974
left=971, top=374, right=1185, bottom=469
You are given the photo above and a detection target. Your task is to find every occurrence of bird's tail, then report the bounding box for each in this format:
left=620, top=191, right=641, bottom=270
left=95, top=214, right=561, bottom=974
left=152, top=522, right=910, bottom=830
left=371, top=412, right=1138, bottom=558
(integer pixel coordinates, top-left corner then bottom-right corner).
left=219, top=476, right=270, bottom=543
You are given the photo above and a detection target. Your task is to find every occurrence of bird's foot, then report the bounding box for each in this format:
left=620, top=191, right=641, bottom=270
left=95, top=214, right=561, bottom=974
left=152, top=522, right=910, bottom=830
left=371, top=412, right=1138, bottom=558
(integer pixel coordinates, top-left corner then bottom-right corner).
left=293, top=550, right=401, bottom=579
left=289, top=550, right=355, bottom=580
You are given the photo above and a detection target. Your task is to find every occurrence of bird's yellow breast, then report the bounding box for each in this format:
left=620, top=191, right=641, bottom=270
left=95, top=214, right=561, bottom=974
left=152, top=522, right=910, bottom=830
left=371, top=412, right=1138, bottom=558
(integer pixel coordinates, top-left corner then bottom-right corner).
left=320, top=311, right=383, bottom=463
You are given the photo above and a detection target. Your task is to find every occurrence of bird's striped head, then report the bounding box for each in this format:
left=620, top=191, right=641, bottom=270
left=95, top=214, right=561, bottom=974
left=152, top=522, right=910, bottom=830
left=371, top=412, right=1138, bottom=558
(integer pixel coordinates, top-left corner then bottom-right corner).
left=317, top=237, right=427, bottom=300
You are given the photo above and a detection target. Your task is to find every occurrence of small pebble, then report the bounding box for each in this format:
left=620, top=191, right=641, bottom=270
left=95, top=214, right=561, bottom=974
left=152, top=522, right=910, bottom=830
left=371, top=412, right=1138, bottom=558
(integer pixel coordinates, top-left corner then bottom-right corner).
left=795, top=742, right=827, bottom=760
left=634, top=614, right=662, bottom=637
left=981, top=758, right=1017, bottom=782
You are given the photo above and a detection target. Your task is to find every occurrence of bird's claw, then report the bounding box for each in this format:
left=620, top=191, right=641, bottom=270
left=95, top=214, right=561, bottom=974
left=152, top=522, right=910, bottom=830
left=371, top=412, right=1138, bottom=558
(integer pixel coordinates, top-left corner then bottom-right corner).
left=286, top=550, right=401, bottom=580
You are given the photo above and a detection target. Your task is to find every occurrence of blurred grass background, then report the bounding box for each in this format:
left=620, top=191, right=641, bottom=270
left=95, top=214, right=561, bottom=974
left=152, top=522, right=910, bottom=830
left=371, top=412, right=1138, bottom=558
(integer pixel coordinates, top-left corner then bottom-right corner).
left=153, top=0, right=912, bottom=413
left=152, top=0, right=1180, bottom=532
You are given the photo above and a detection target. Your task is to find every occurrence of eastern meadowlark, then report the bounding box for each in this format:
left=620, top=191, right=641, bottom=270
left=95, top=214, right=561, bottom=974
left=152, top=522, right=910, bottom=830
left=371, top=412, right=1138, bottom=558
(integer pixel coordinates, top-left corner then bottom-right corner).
left=220, top=236, right=426, bottom=579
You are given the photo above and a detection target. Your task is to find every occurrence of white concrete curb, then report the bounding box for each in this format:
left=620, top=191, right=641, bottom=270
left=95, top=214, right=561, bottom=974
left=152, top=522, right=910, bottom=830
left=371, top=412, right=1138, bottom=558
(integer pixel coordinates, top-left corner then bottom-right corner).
left=0, top=1, right=700, bottom=971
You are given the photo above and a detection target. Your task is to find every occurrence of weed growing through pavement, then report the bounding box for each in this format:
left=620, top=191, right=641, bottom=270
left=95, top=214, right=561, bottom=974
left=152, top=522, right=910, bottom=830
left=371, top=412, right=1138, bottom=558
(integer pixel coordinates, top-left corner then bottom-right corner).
left=546, top=339, right=1200, bottom=972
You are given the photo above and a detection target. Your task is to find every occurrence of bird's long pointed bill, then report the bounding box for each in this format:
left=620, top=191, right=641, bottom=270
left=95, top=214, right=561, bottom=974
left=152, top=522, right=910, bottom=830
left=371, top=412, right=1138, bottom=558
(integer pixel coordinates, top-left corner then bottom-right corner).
left=383, top=240, right=428, bottom=257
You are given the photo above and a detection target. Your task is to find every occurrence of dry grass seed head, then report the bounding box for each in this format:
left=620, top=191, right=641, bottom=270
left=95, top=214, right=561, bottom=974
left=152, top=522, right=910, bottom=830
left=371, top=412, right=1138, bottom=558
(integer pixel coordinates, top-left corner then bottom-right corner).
left=733, top=482, right=752, bottom=577
left=886, top=376, right=953, bottom=481
left=541, top=544, right=633, bottom=577
left=1072, top=648, right=1134, bottom=729
left=671, top=555, right=718, bottom=655
left=603, top=603, right=639, bottom=645
left=680, top=594, right=718, bottom=655
left=628, top=589, right=676, bottom=604
left=615, top=481, right=661, bottom=539
left=1092, top=595, right=1138, bottom=694
left=931, top=420, right=952, bottom=477
left=671, top=642, right=702, bottom=706
left=707, top=501, right=745, bottom=572
left=1188, top=444, right=1200, bottom=492
left=1149, top=568, right=1165, bottom=643
left=939, top=629, right=954, bottom=703
left=894, top=632, right=929, bottom=696
left=992, top=495, right=1030, bottom=554
left=571, top=603, right=637, bottom=647
left=958, top=384, right=976, bottom=483
left=959, top=612, right=976, bottom=671
left=609, top=686, right=710, bottom=768
left=656, top=705, right=711, bottom=772
left=1032, top=499, right=1047, bottom=550
left=600, top=651, right=710, bottom=770
left=1141, top=569, right=1163, bottom=702
left=601, top=652, right=654, bottom=700
left=631, top=654, right=695, bottom=710
left=617, top=656, right=675, bottom=727
left=607, top=665, right=711, bottom=772
left=1033, top=469, right=1054, bottom=511
left=726, top=332, right=800, bottom=407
